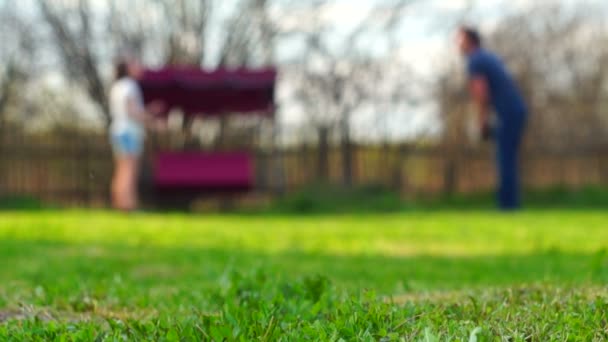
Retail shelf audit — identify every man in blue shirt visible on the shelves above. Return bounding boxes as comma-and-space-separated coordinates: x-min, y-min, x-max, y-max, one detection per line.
457, 26, 528, 210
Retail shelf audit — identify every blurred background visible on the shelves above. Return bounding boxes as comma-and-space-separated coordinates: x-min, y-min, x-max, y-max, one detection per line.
1, 0, 607, 211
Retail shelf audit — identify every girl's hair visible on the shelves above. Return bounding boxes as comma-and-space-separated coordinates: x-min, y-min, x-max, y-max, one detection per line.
114, 60, 129, 81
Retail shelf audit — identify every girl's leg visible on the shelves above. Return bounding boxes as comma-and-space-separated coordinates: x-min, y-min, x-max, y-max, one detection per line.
111, 132, 143, 212
124, 155, 141, 211
112, 157, 129, 210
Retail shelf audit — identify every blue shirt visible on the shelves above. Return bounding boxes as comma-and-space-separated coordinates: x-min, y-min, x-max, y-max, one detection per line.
467, 49, 528, 121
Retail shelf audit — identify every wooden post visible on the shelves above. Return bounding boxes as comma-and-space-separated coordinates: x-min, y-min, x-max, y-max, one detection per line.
444, 145, 458, 197
317, 126, 329, 182
271, 109, 285, 195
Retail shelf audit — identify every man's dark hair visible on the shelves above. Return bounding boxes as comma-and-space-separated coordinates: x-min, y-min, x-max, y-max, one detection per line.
461, 26, 482, 47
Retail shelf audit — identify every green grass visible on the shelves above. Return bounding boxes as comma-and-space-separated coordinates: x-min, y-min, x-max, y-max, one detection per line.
1, 211, 608, 340
264, 185, 608, 214
269, 184, 404, 214
421, 186, 608, 211
0, 196, 45, 210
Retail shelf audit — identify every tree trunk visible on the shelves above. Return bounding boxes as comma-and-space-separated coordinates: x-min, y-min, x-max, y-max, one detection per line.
340, 118, 353, 187
215, 116, 228, 150
182, 116, 197, 150
271, 121, 285, 195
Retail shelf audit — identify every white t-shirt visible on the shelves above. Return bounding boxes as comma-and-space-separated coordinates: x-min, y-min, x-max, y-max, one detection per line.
109, 78, 145, 138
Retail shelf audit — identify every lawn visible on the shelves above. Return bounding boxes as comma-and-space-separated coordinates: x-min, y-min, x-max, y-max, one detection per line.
0, 210, 607, 340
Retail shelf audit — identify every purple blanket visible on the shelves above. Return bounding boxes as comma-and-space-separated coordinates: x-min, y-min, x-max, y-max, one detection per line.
154, 152, 254, 191
139, 67, 276, 117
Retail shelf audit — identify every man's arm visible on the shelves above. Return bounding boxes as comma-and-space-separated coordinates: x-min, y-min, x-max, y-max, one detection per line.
469, 76, 491, 138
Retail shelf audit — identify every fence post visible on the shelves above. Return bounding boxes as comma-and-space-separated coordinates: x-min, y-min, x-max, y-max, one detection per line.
443, 147, 458, 197
84, 138, 92, 207
317, 126, 329, 182
395, 144, 407, 196
0, 126, 4, 199
271, 118, 286, 195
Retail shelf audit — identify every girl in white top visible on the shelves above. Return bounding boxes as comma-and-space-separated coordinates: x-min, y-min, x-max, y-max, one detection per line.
109, 57, 163, 211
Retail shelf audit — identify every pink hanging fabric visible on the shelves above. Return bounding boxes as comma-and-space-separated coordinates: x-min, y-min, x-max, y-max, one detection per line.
139, 67, 276, 117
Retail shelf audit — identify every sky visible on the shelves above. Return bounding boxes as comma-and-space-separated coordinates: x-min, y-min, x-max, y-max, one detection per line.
269, 0, 607, 141
3, 0, 607, 140
269, 0, 536, 139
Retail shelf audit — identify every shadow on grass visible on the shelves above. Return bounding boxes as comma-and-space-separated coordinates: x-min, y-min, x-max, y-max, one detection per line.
244, 185, 608, 216
1, 185, 607, 214
0, 196, 48, 211
420, 186, 608, 211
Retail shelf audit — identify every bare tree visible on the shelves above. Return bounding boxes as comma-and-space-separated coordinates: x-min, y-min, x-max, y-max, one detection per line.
37, 0, 110, 125
436, 2, 608, 150
0, 2, 36, 128
107, 0, 212, 66
286, 0, 419, 185
35, 0, 276, 139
